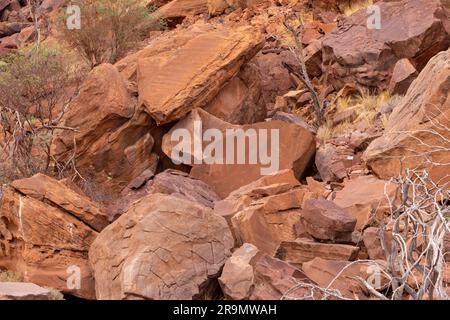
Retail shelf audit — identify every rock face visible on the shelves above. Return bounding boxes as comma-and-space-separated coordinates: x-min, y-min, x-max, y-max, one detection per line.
276, 239, 359, 268
302, 257, 387, 299
333, 175, 397, 231
388, 58, 418, 95
218, 243, 318, 300
214, 169, 302, 220
0, 174, 102, 299
322, 0, 450, 90
108, 169, 220, 220
364, 48, 450, 185
253, 50, 299, 109
137, 23, 264, 125
300, 199, 357, 243
10, 174, 109, 231
363, 227, 392, 260
147, 169, 220, 208
51, 64, 158, 194
162, 108, 316, 197
218, 243, 260, 300
89, 193, 233, 300
231, 188, 305, 255
203, 63, 266, 125
157, 0, 208, 19
214, 170, 324, 254
315, 143, 357, 183
0, 282, 52, 300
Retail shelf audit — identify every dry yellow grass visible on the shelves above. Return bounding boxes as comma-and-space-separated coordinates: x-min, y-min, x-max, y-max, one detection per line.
343, 0, 374, 16
353, 89, 391, 124
317, 121, 333, 144
381, 113, 390, 129
0, 270, 23, 282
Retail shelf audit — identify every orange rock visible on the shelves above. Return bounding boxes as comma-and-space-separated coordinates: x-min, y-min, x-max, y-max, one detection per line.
302, 258, 389, 299
300, 199, 356, 243
204, 63, 266, 125
364, 48, 450, 185
157, 0, 208, 19
162, 108, 316, 197
219, 243, 318, 300
322, 0, 450, 90
89, 193, 233, 300
231, 189, 305, 255
276, 239, 360, 268
388, 58, 418, 95
333, 175, 397, 231
11, 174, 108, 231
214, 169, 301, 227
0, 174, 102, 299
362, 227, 393, 260
51, 64, 159, 194
137, 23, 264, 125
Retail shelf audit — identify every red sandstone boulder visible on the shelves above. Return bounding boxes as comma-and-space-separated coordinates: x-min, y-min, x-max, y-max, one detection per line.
0, 174, 103, 299
89, 193, 233, 300
364, 48, 450, 185
322, 0, 450, 90
300, 199, 357, 243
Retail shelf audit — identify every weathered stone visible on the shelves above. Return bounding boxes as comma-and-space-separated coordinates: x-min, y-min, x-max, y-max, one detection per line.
214, 169, 301, 229
333, 175, 398, 231
252, 50, 299, 108
162, 108, 316, 198
388, 58, 418, 95
137, 23, 264, 124
0, 282, 51, 300
276, 239, 360, 268
147, 169, 220, 208
204, 63, 266, 125
89, 193, 233, 300
11, 174, 108, 231
218, 243, 260, 300
364, 48, 450, 185
157, 0, 208, 19
231, 189, 306, 255
302, 258, 389, 299
219, 243, 318, 300
51, 64, 158, 194
300, 199, 356, 242
0, 176, 98, 299
362, 227, 393, 260
322, 0, 450, 90
304, 39, 323, 78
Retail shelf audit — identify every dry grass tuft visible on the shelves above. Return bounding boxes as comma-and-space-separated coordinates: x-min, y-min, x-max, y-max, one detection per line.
316, 121, 333, 144
343, 0, 374, 17
0, 270, 24, 282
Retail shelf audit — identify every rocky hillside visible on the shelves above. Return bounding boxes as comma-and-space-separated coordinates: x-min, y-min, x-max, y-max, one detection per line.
0, 0, 449, 300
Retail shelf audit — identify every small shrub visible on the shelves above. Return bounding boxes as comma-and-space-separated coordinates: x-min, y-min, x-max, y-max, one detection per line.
57, 0, 159, 68
0, 45, 84, 181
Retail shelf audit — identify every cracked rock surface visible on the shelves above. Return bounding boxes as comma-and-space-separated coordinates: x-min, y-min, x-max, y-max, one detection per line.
89, 193, 234, 300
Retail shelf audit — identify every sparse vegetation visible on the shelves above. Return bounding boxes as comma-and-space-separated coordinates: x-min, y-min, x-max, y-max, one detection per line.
283, 13, 325, 127
0, 45, 85, 182
316, 121, 333, 144
0, 270, 23, 282
57, 0, 160, 68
